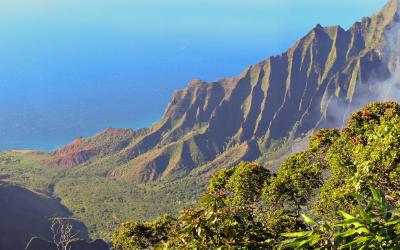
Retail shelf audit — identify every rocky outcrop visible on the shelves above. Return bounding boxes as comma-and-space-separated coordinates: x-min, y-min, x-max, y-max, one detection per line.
51, 128, 142, 167
53, 0, 400, 182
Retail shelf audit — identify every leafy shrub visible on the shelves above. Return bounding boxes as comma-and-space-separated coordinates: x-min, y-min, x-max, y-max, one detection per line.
111, 214, 175, 249
279, 186, 400, 249
167, 162, 272, 249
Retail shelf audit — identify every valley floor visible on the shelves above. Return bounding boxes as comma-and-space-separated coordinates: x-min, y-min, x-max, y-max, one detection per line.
0, 151, 205, 241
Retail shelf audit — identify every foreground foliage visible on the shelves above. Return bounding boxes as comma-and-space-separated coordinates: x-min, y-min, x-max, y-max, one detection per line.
113, 162, 273, 249
112, 215, 175, 249
279, 186, 400, 249
112, 101, 400, 249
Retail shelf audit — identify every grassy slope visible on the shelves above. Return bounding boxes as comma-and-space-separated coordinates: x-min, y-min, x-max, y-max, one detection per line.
0, 151, 206, 241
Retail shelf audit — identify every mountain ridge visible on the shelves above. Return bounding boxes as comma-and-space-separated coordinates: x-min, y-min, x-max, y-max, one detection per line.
48, 0, 399, 183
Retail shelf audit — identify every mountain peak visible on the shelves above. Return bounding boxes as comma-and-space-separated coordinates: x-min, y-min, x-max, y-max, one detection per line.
381, 0, 399, 18
314, 23, 323, 30
374, 0, 399, 27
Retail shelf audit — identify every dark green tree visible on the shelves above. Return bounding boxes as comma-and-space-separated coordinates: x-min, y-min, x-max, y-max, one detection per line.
111, 214, 175, 250
168, 162, 272, 249
262, 152, 323, 236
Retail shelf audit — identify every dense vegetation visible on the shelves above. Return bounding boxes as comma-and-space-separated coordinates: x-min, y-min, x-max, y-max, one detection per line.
112, 101, 400, 249
0, 151, 205, 240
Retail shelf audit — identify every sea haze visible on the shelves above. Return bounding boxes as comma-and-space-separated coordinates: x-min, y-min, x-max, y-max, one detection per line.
0, 0, 385, 150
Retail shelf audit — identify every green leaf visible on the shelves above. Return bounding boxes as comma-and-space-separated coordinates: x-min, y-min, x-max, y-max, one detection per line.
338, 211, 355, 220
357, 227, 371, 234
281, 231, 312, 237
278, 238, 300, 249
302, 214, 316, 225
322, 223, 331, 231
295, 239, 311, 249
336, 218, 363, 227
385, 218, 400, 226
334, 228, 357, 238
375, 235, 385, 242
339, 236, 372, 249
357, 207, 371, 221
309, 234, 322, 246
370, 185, 383, 204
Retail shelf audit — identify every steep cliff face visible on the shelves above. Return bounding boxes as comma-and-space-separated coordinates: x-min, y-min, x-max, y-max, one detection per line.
53, 0, 400, 182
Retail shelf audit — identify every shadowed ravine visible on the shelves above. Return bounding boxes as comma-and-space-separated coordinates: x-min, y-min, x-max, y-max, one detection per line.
0, 182, 88, 250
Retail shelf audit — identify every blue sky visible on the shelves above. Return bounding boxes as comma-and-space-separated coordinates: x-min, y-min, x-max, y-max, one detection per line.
0, 0, 387, 150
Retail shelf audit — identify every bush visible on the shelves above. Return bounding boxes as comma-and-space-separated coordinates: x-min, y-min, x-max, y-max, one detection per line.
111, 214, 175, 249
279, 186, 400, 249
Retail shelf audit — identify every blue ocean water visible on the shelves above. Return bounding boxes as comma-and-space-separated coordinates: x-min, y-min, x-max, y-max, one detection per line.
0, 0, 386, 150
